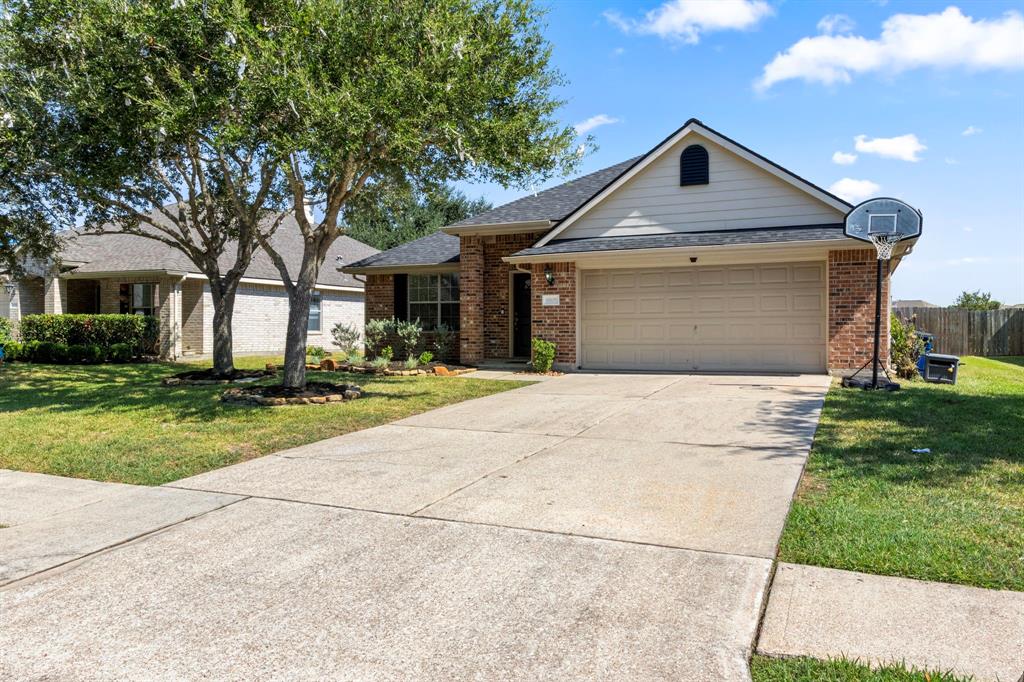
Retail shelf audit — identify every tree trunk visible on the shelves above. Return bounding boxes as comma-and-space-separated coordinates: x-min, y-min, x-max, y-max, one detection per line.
281, 251, 320, 389
209, 283, 238, 377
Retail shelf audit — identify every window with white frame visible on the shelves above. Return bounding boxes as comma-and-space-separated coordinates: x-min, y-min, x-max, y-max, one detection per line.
308, 293, 322, 332
408, 273, 459, 330
119, 283, 156, 316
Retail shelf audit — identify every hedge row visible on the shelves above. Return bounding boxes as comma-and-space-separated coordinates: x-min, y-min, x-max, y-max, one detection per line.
19, 314, 158, 351
1, 340, 135, 364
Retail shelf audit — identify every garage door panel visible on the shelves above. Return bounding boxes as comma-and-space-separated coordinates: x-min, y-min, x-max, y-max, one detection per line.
581, 262, 826, 373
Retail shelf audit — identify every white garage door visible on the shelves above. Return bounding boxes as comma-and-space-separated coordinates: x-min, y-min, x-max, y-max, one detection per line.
580, 262, 826, 372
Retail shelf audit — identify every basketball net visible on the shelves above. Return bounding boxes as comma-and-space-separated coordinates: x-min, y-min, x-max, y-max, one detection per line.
869, 234, 899, 260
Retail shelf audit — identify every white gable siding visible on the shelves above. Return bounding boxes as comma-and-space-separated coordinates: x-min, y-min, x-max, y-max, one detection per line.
558, 135, 845, 241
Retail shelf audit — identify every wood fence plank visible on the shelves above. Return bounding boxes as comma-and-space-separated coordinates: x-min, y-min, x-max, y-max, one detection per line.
895, 307, 1024, 357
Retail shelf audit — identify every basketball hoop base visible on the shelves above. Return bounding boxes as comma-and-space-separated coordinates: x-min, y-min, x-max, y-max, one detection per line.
842, 376, 901, 391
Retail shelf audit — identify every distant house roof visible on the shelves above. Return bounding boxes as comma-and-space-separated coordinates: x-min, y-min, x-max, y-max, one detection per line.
506, 225, 847, 260
892, 299, 938, 308
446, 157, 640, 229
60, 213, 378, 289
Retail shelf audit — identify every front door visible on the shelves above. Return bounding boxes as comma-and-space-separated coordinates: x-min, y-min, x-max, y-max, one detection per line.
512, 273, 532, 358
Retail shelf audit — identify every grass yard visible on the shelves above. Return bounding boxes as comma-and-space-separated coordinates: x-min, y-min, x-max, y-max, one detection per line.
0, 355, 529, 486
750, 655, 972, 682
778, 356, 1023, 591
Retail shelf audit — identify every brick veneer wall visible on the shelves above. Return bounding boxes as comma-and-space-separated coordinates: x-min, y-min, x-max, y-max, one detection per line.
828, 249, 890, 372
531, 261, 577, 367
459, 232, 545, 364
364, 272, 460, 362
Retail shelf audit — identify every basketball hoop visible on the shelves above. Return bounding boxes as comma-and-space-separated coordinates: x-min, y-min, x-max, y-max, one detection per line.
842, 198, 923, 391
869, 233, 899, 260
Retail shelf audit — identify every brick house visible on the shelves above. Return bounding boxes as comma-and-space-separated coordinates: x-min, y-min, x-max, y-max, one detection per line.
343, 119, 916, 375
1, 215, 378, 359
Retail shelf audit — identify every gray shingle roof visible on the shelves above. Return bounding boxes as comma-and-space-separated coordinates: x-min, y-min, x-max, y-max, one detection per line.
60, 213, 378, 289
448, 157, 641, 227
344, 230, 460, 270
508, 225, 848, 258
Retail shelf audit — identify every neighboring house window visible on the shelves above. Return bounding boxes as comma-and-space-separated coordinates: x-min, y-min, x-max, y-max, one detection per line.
119, 283, 155, 316
308, 293, 322, 332
408, 273, 459, 330
680, 144, 709, 186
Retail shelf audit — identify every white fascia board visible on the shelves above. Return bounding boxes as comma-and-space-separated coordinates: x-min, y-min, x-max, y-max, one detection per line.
180, 272, 364, 293
441, 220, 552, 236
534, 122, 850, 248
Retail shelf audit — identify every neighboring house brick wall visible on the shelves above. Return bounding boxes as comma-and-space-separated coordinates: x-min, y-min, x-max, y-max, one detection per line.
828, 249, 890, 373
181, 279, 204, 354
530, 261, 577, 367
98, 275, 179, 357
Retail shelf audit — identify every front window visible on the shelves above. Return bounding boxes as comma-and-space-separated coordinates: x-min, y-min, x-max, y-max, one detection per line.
308, 293, 322, 332
408, 273, 459, 330
119, 283, 155, 316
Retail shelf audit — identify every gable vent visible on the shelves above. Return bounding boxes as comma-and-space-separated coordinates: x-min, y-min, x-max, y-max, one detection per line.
679, 144, 709, 186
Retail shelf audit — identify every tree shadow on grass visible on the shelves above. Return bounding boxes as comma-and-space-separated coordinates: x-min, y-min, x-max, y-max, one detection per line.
0, 364, 440, 422
988, 355, 1024, 369
809, 381, 1023, 488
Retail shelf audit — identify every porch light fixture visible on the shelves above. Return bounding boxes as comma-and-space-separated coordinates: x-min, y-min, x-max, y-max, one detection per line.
544, 266, 555, 285
3, 281, 15, 298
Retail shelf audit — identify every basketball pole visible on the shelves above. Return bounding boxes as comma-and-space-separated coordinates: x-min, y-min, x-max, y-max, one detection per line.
871, 257, 883, 389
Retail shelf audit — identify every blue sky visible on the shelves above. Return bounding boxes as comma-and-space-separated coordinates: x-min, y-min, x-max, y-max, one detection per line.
456, 0, 1024, 305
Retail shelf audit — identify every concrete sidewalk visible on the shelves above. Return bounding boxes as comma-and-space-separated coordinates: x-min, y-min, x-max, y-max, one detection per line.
758, 563, 1024, 682
0, 470, 240, 585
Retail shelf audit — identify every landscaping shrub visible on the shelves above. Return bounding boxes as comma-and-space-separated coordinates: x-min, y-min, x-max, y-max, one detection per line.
108, 343, 133, 363
379, 345, 394, 363
33, 341, 69, 364
890, 313, 923, 379
0, 317, 14, 343
306, 345, 329, 362
364, 318, 395, 358
1, 340, 23, 360
404, 356, 419, 369
395, 319, 423, 359
330, 321, 361, 353
531, 338, 556, 373
346, 350, 362, 365
67, 344, 105, 364
19, 314, 157, 352
432, 323, 456, 362
418, 351, 433, 365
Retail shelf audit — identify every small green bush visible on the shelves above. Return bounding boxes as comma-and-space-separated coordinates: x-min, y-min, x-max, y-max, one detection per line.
0, 317, 14, 343
306, 345, 329, 362
432, 323, 456, 362
531, 338, 556, 373
67, 344, 105, 364
890, 313, 923, 379
404, 356, 419, 369
330, 321, 361, 353
395, 319, 423, 359
379, 345, 394, 363
370, 356, 390, 370
418, 351, 434, 365
33, 341, 69, 364
108, 342, 133, 363
346, 350, 363, 365
21, 340, 40, 361
1, 340, 23, 360
364, 318, 395, 358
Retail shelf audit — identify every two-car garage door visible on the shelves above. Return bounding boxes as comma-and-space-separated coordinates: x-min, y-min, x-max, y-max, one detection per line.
580, 262, 826, 373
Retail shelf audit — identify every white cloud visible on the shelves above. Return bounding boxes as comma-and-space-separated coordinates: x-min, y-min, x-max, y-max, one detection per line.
945, 157, 959, 165
574, 114, 621, 136
854, 133, 926, 162
817, 14, 856, 35
962, 125, 982, 136
832, 151, 858, 165
829, 178, 881, 203
756, 7, 1024, 91
604, 0, 773, 44
611, 47, 626, 57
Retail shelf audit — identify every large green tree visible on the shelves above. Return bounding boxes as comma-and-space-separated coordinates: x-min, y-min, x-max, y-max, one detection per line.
344, 185, 491, 252
952, 290, 1002, 311
5, 0, 581, 388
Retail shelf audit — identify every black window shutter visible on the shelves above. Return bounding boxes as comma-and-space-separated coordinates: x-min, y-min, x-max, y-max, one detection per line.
393, 274, 408, 321
680, 145, 709, 186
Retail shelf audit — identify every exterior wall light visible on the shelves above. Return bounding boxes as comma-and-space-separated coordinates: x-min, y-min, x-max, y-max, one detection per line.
544, 266, 555, 285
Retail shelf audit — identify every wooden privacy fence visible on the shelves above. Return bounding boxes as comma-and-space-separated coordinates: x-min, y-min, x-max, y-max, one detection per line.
895, 307, 1024, 357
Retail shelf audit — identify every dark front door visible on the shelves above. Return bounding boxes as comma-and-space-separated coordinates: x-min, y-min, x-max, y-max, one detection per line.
512, 273, 532, 358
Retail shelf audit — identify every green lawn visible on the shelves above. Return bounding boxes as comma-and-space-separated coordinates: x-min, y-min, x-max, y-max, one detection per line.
750, 656, 973, 682
779, 356, 1023, 591
0, 356, 529, 485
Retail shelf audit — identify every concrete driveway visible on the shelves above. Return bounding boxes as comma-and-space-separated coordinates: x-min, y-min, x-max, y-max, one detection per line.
0, 372, 828, 680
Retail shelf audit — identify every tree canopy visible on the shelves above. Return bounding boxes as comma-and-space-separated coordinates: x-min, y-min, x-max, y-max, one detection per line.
344, 185, 491, 252
952, 290, 1002, 311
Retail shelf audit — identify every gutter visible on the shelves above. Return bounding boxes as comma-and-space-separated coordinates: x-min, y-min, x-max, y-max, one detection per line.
441, 219, 553, 236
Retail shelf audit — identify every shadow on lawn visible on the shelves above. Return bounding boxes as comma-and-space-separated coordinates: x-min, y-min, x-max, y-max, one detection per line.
810, 381, 1023, 487
989, 355, 1024, 369
0, 363, 434, 422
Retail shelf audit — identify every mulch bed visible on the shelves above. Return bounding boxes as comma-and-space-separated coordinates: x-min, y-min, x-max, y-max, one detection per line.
221, 381, 363, 406
162, 368, 276, 386
336, 361, 477, 377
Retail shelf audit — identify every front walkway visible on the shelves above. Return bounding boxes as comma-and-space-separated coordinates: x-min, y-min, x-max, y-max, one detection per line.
1, 372, 828, 680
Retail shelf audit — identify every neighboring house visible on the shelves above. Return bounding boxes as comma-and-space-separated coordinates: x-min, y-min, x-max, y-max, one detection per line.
344, 119, 918, 374
893, 299, 938, 309
1, 215, 378, 359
